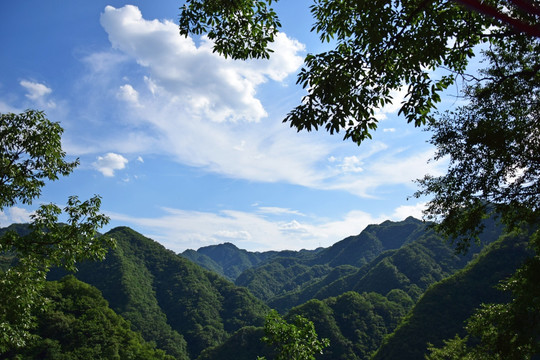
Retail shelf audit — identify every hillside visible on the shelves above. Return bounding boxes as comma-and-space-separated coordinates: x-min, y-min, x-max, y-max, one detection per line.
185, 217, 497, 313
191, 229, 531, 360
372, 230, 533, 359
49, 226, 269, 359
2, 275, 175, 359
2, 216, 524, 360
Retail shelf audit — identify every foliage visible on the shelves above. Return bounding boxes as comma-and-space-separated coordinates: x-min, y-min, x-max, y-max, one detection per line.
411, 18, 539, 359
426, 229, 540, 359
0, 110, 112, 352
0, 110, 78, 208
415, 32, 540, 251
258, 309, 329, 360
372, 231, 532, 360
51, 226, 269, 359
177, 0, 536, 144
179, 0, 280, 60
3, 275, 174, 360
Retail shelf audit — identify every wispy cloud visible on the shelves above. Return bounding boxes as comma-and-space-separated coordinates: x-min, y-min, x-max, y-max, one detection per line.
107, 202, 426, 253
66, 5, 445, 198
0, 207, 34, 227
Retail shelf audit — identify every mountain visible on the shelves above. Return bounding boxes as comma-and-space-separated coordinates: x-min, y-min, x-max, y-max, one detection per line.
189, 228, 531, 360
372, 230, 533, 360
49, 226, 269, 359
229, 217, 426, 303
180, 242, 323, 281
2, 275, 174, 360
181, 242, 278, 281
237, 217, 494, 312
2, 216, 523, 360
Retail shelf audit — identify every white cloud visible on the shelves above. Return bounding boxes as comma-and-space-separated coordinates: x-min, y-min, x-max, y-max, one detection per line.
20, 80, 56, 108
93, 152, 129, 177
0, 207, 34, 226
100, 5, 304, 124
323, 148, 445, 197
107, 204, 425, 252
20, 80, 51, 100
80, 5, 445, 198
339, 156, 364, 173
373, 87, 408, 121
391, 202, 427, 221
117, 84, 141, 106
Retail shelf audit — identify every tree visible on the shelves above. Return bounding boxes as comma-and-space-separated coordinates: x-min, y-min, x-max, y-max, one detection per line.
0, 110, 113, 352
180, 0, 538, 144
179, 1, 539, 357
258, 310, 329, 360
414, 31, 540, 250
411, 9, 540, 359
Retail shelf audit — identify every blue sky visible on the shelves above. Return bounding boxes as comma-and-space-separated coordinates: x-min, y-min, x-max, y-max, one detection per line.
0, 1, 452, 252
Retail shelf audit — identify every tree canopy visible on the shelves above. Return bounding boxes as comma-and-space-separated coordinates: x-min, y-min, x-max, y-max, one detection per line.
179, 1, 539, 357
258, 309, 329, 360
0, 110, 112, 351
180, 0, 539, 144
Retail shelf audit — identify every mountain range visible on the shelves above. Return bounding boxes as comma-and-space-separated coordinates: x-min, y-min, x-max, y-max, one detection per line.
1, 216, 532, 359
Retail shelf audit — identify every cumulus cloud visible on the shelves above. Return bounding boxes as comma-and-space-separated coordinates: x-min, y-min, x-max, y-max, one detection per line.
391, 202, 427, 220
100, 5, 304, 123
0, 207, 34, 226
84, 5, 445, 198
117, 84, 141, 106
93, 152, 129, 177
20, 80, 56, 108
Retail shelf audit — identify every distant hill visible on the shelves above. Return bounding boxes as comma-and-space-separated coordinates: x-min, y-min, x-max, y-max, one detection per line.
372, 230, 532, 360
185, 217, 497, 313
2, 216, 520, 360
180, 242, 323, 281
49, 226, 269, 359
191, 228, 530, 360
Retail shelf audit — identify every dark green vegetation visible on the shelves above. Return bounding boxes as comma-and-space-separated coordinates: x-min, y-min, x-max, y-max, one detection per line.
2, 275, 174, 360
180, 1, 539, 357
184, 217, 498, 313
0, 110, 112, 351
1, 216, 535, 359
373, 229, 534, 360
49, 226, 269, 359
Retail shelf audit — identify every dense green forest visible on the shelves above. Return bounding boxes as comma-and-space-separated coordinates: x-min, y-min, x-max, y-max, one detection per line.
1, 215, 534, 359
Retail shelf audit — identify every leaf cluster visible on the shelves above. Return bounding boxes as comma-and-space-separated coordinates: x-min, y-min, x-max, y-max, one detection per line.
179, 0, 281, 59
0, 110, 78, 209
415, 31, 540, 251
259, 309, 330, 360
0, 110, 112, 352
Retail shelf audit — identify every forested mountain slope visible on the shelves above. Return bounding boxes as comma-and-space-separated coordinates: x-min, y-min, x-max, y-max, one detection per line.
194, 229, 530, 360
372, 230, 533, 360
189, 217, 497, 313
2, 276, 175, 360
50, 226, 269, 359
181, 242, 322, 281
233, 217, 429, 302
